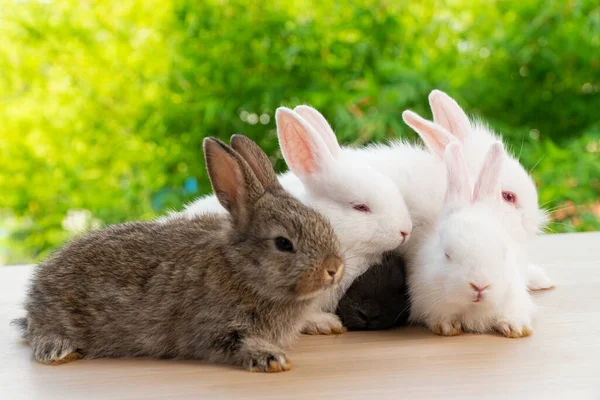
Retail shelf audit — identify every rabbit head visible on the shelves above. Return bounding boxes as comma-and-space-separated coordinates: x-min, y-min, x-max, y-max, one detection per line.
403, 90, 546, 243
204, 135, 344, 301
275, 107, 412, 265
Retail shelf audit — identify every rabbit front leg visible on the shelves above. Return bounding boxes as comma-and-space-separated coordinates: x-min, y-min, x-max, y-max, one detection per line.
494, 286, 535, 339
300, 289, 347, 335
301, 308, 346, 335
235, 337, 292, 373
30, 334, 83, 365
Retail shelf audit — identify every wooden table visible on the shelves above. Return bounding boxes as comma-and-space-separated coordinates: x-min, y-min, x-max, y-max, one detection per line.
1, 233, 599, 399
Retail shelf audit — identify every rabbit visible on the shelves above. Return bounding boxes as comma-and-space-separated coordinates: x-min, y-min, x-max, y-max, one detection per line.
275, 108, 413, 331
173, 107, 414, 335
336, 252, 410, 330
403, 90, 553, 291
12, 135, 344, 372
408, 141, 535, 338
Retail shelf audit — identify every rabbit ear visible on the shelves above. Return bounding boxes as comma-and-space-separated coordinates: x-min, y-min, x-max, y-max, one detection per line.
428, 90, 471, 142
276, 107, 336, 179
402, 110, 457, 159
293, 105, 342, 158
203, 137, 263, 227
230, 134, 282, 192
443, 142, 472, 212
473, 142, 505, 202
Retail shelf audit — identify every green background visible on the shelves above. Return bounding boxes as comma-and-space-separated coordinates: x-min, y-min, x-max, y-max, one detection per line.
1, 0, 599, 265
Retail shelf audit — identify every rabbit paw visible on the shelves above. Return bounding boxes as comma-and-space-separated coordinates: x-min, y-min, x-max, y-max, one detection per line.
526, 263, 555, 291
249, 353, 292, 373
32, 336, 82, 365
301, 311, 347, 335
49, 352, 83, 366
495, 319, 533, 338
430, 320, 463, 336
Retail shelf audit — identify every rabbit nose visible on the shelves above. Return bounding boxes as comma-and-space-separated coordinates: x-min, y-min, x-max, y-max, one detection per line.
323, 254, 344, 283
400, 231, 410, 243
470, 283, 490, 302
470, 283, 490, 292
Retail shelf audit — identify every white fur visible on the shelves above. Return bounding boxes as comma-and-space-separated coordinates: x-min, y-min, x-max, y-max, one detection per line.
344, 141, 446, 263
409, 142, 535, 337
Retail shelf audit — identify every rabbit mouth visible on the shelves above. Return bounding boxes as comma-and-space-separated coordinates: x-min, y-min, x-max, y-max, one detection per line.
327, 278, 340, 289
323, 255, 344, 286
471, 293, 487, 303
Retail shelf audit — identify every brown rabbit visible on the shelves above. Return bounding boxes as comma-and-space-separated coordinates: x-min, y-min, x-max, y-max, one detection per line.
13, 135, 343, 372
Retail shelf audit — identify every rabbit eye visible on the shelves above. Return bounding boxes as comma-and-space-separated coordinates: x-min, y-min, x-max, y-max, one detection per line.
502, 191, 517, 205
275, 236, 295, 253
352, 204, 370, 213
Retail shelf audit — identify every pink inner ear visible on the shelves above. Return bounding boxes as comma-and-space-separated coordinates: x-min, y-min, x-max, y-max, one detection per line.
294, 106, 341, 159
472, 143, 504, 201
221, 156, 242, 201
430, 90, 470, 142
443, 142, 472, 210
403, 111, 452, 159
282, 121, 318, 175
472, 182, 482, 202
446, 167, 470, 204
431, 101, 452, 133
473, 170, 501, 201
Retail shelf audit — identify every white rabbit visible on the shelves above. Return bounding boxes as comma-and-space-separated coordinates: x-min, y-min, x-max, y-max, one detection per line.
275, 109, 413, 327
170, 107, 413, 334
409, 141, 535, 338
402, 90, 553, 290
296, 106, 453, 295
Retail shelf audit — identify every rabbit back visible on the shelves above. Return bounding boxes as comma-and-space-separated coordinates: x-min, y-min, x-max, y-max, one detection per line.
23, 218, 236, 359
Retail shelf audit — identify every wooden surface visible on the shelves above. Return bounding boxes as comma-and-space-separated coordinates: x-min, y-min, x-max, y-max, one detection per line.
1, 232, 599, 400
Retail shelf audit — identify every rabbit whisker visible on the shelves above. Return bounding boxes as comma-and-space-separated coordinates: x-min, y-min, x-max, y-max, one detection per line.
528, 153, 546, 174
517, 133, 525, 162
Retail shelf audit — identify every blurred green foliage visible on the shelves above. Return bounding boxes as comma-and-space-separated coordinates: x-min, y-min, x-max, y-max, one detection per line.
1, 0, 598, 265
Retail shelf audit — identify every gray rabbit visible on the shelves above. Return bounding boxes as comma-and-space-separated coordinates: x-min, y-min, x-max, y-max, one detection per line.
13, 135, 343, 372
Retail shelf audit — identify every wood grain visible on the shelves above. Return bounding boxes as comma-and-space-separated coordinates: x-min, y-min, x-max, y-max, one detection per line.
1, 232, 599, 399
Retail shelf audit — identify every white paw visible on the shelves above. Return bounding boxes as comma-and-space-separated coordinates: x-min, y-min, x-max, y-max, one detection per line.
301, 311, 346, 335
495, 317, 533, 339
430, 319, 463, 336
527, 263, 555, 291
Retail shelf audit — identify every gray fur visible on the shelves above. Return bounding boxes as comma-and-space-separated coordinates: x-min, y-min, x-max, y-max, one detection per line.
14, 136, 341, 372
